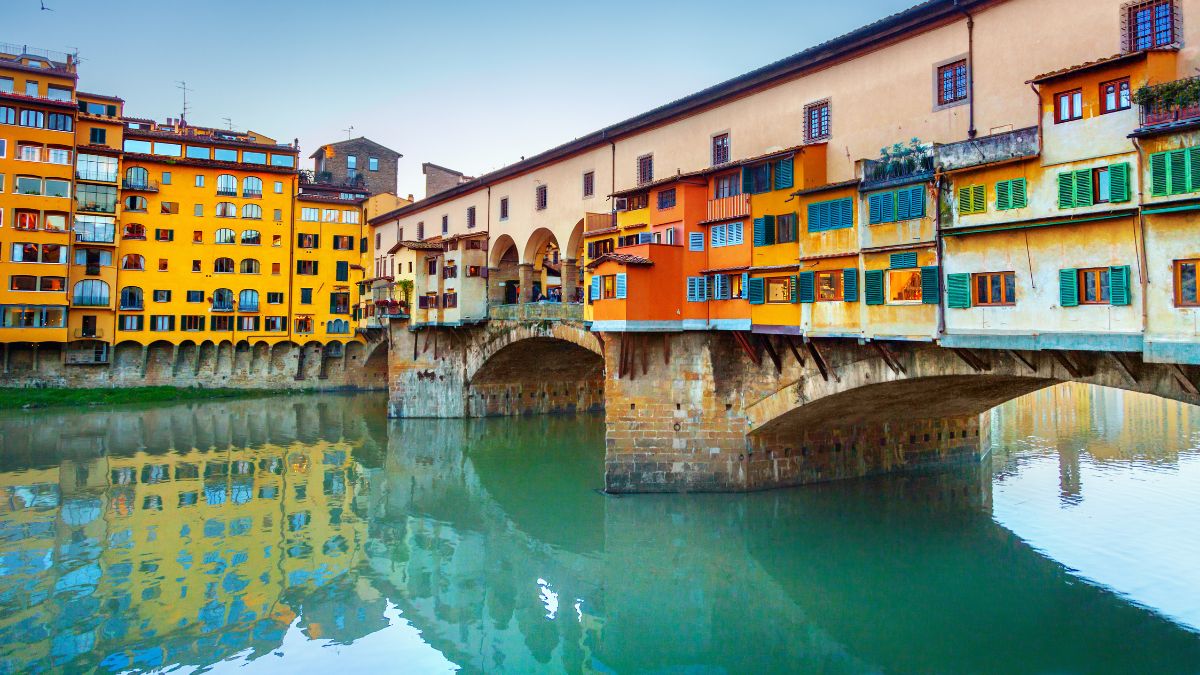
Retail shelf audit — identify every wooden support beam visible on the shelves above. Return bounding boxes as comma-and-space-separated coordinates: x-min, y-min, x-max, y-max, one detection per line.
1168, 363, 1200, 395
952, 348, 988, 373
872, 341, 906, 375
1108, 352, 1138, 386
662, 333, 671, 365
784, 335, 805, 367
759, 335, 783, 373
1008, 349, 1037, 374
1049, 350, 1082, 379
806, 339, 835, 382
617, 335, 627, 379
732, 331, 761, 366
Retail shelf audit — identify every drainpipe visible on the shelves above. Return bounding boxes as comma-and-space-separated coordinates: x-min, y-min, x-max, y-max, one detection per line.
934, 170, 947, 337
1132, 137, 1150, 334
955, 0, 977, 139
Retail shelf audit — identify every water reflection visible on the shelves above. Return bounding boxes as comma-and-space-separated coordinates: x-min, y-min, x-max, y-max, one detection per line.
0, 387, 1194, 673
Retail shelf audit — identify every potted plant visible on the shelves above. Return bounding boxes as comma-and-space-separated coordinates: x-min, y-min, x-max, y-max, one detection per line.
396, 279, 413, 311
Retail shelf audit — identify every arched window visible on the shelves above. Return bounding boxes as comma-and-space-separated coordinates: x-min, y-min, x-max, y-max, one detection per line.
217, 174, 237, 196
215, 228, 236, 244
119, 286, 143, 310
120, 254, 144, 271
124, 195, 147, 212
241, 204, 262, 220
214, 257, 234, 273
238, 289, 259, 311
240, 230, 261, 245
72, 279, 110, 306
124, 166, 148, 189
212, 288, 233, 310
239, 258, 260, 274
215, 202, 236, 218
242, 176, 262, 197
122, 223, 145, 240
328, 319, 348, 334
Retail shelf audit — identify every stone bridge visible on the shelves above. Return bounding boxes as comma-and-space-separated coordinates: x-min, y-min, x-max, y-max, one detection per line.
387, 309, 1200, 492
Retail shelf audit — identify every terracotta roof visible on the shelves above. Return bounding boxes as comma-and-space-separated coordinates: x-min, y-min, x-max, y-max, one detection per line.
297, 192, 367, 205
584, 226, 620, 237
387, 240, 445, 254
700, 265, 749, 274
1131, 116, 1200, 138
1028, 49, 1163, 85
750, 264, 800, 272
442, 231, 488, 243
611, 170, 709, 198
124, 126, 296, 152
609, 144, 811, 198
585, 253, 654, 269
800, 250, 859, 262
0, 90, 77, 110
78, 91, 124, 103
791, 179, 861, 197
122, 152, 297, 175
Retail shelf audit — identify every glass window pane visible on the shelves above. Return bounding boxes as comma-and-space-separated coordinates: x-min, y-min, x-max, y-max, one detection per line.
123, 139, 152, 154
153, 142, 181, 157
1181, 263, 1198, 303
1100, 270, 1110, 302
214, 148, 237, 162
186, 146, 211, 159
242, 151, 266, 165
1004, 274, 1016, 304
270, 154, 295, 167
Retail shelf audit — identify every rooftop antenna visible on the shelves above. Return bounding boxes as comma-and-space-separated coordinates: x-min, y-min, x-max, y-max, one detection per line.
175, 80, 192, 123
342, 125, 354, 140
222, 116, 235, 131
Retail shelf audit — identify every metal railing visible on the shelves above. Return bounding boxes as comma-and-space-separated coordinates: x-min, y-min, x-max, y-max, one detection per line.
121, 179, 159, 192
861, 145, 936, 188
1138, 76, 1200, 127
74, 222, 116, 244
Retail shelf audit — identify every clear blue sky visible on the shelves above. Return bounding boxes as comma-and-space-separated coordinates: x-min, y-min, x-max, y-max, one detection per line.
9, 0, 917, 198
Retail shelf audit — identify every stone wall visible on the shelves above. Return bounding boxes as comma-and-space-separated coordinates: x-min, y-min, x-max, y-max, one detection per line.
0, 340, 389, 390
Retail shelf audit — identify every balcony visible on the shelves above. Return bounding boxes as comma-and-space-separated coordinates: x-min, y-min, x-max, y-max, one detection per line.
121, 180, 159, 192
707, 194, 750, 221
72, 328, 103, 339
84, 264, 101, 276
585, 212, 615, 232
64, 341, 108, 365
76, 200, 116, 214
861, 142, 936, 190
211, 303, 234, 313
216, 188, 238, 197
935, 127, 1039, 173
74, 223, 116, 245
1136, 76, 1200, 129
243, 190, 262, 199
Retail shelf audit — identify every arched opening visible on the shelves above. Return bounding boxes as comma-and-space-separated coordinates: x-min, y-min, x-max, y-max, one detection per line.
522, 227, 561, 303
467, 335, 605, 416
489, 234, 520, 305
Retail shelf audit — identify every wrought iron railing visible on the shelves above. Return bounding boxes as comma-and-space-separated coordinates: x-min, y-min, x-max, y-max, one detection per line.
1137, 76, 1200, 127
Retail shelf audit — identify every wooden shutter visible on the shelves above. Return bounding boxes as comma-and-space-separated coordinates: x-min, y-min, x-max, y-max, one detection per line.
865, 270, 885, 305
774, 157, 794, 190
748, 277, 765, 305
843, 268, 858, 302
590, 276, 601, 301
1073, 169, 1094, 207
686, 277, 697, 302
896, 189, 911, 221
789, 275, 800, 303
729, 221, 744, 245
1169, 149, 1188, 195
1109, 265, 1131, 306
909, 185, 927, 218
1108, 163, 1130, 203
807, 203, 822, 232
1189, 148, 1200, 193
753, 218, 766, 246
615, 273, 627, 299
697, 276, 708, 300
869, 193, 891, 224
890, 251, 918, 269
836, 199, 854, 229
958, 186, 972, 215
920, 266, 940, 304
1057, 172, 1075, 209
971, 185, 985, 214
946, 273, 971, 308
763, 215, 776, 245
996, 180, 1012, 211
741, 272, 749, 298
797, 272, 814, 303
689, 232, 704, 251
714, 275, 727, 300
1150, 151, 1169, 197
1059, 268, 1078, 307
1011, 178, 1027, 208
336, 261, 348, 281
742, 167, 754, 194
710, 224, 724, 248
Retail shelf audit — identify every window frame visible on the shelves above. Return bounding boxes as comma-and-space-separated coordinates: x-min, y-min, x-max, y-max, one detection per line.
934, 58, 970, 109
1055, 88, 1083, 124
815, 271, 843, 302
886, 268, 924, 305
1174, 258, 1200, 307
803, 99, 831, 143
971, 271, 1016, 306
636, 154, 654, 185
1099, 77, 1132, 114
766, 276, 792, 304
1125, 0, 1177, 52
711, 132, 731, 166
1078, 267, 1112, 305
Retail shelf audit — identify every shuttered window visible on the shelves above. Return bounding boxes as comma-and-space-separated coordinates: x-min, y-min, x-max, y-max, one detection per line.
1148, 148, 1200, 197
727, 221, 744, 246
615, 273, 627, 299
773, 156, 794, 190
687, 276, 709, 302
747, 277, 765, 305
864, 270, 885, 305
869, 186, 925, 224
843, 268, 858, 302
1059, 266, 1131, 306
946, 273, 972, 308
890, 251, 918, 269
711, 224, 727, 248
958, 184, 986, 215
752, 216, 776, 246
689, 232, 705, 251
995, 178, 1028, 210
797, 271, 816, 303
1059, 164, 1131, 207
806, 198, 854, 232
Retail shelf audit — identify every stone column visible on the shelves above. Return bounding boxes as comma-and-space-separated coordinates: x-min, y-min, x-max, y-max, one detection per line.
562, 258, 579, 303
487, 268, 504, 305
518, 263, 534, 303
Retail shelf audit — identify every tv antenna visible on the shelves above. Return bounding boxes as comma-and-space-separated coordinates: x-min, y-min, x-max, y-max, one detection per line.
342, 125, 354, 140
175, 80, 192, 122
223, 116, 235, 131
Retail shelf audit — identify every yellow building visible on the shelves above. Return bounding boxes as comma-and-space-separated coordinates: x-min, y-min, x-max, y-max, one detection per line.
293, 176, 368, 343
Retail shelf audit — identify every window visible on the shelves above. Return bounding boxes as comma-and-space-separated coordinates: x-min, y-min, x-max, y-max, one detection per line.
301, 207, 319, 222
41, 178, 68, 198
499, 197, 509, 220
187, 290, 204, 303
804, 100, 830, 142
121, 254, 145, 271
267, 292, 284, 304
766, 277, 792, 304
274, 181, 283, 194
72, 280, 110, 307
347, 155, 357, 170
238, 289, 259, 311
9, 276, 35, 291
995, 179, 1028, 210
271, 262, 281, 275
119, 315, 143, 331
297, 260, 318, 275
535, 185, 548, 210
323, 209, 338, 223
657, 188, 677, 210
191, 260, 201, 272
1055, 89, 1083, 123
441, 214, 449, 234
583, 171, 595, 198
181, 316, 204, 331
806, 198, 854, 232
775, 213, 797, 243
265, 316, 285, 332
216, 202, 236, 218
972, 272, 1016, 306
124, 195, 147, 212
155, 228, 173, 242
89, 128, 106, 145
957, 184, 987, 215
24, 81, 38, 97
2, 306, 66, 329
241, 230, 261, 245
295, 316, 314, 333
119, 286, 143, 310
417, 222, 425, 240
816, 271, 843, 301
158, 201, 177, 215
46, 113, 72, 132
300, 288, 313, 304
712, 133, 730, 165
214, 148, 237, 162
40, 277, 65, 292
242, 176, 262, 197
0, 106, 12, 124
1060, 164, 1130, 206
215, 228, 236, 244
1078, 268, 1111, 304
47, 147, 70, 165
1126, 0, 1176, 52
14, 211, 37, 230
709, 222, 744, 248
153, 143, 181, 158
240, 259, 260, 274
15, 176, 41, 195
637, 154, 654, 185
76, 184, 117, 213
238, 316, 258, 331
0, 78, 9, 93
158, 258, 169, 272
333, 235, 354, 250
870, 185, 928, 223
242, 204, 262, 219
367, 156, 379, 172
46, 85, 71, 101
214, 257, 234, 274
330, 292, 350, 314
153, 290, 170, 303
273, 209, 282, 222
212, 289, 234, 311
19, 110, 44, 128
1175, 259, 1200, 306
217, 174, 237, 196
1101, 78, 1131, 114
297, 233, 318, 249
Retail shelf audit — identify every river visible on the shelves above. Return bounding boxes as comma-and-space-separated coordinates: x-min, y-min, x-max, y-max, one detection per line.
0, 383, 1197, 674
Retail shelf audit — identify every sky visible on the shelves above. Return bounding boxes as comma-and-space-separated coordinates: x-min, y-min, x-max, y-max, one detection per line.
9, 0, 917, 199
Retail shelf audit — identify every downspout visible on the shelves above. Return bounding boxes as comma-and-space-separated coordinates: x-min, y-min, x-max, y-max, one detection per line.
1132, 137, 1150, 334
955, 0, 977, 139
934, 170, 947, 337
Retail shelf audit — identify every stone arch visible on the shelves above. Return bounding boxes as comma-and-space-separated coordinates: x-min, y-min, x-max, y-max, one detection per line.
521, 226, 560, 266
251, 340, 271, 376
566, 218, 585, 262
466, 321, 602, 383
464, 322, 605, 416
489, 233, 519, 269
270, 341, 297, 375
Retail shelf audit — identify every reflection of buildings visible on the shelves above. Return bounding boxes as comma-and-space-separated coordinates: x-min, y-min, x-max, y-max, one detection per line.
0, 395, 385, 673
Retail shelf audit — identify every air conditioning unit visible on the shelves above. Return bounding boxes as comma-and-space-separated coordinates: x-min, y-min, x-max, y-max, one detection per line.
614, 197, 628, 211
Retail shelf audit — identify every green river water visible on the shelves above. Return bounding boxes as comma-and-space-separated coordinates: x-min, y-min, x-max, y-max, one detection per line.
0, 383, 1197, 674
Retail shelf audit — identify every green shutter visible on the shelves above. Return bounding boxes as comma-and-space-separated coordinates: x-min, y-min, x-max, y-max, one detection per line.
972, 185, 985, 214
958, 186, 972, 216
837, 198, 854, 229
748, 277, 765, 305
946, 273, 971, 308
869, 193, 884, 224
865, 270, 885, 305
335, 260, 348, 281
1011, 178, 1027, 208
1189, 147, 1200, 193
742, 167, 753, 194
789, 275, 800, 303
890, 251, 918, 269
996, 180, 1011, 211
1059, 268, 1079, 307
843, 268, 858, 302
909, 185, 927, 218
762, 215, 776, 245
797, 272, 814, 303
752, 218, 766, 246
1108, 163, 1130, 203
1058, 172, 1075, 209
1150, 151, 1169, 197
1169, 149, 1189, 195
920, 266, 940, 304
896, 188, 912, 221
1109, 265, 1131, 306
1074, 169, 1094, 207
774, 157, 794, 190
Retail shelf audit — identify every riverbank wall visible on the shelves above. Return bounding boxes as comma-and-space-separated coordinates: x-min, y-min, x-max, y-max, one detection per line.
0, 340, 389, 390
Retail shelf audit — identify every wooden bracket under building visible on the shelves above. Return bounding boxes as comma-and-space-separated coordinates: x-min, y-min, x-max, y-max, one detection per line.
872, 341, 906, 375
952, 348, 990, 373
1108, 352, 1139, 386
758, 335, 783, 373
1168, 363, 1199, 395
805, 339, 835, 382
732, 331, 761, 367
1048, 350, 1082, 379
1008, 349, 1037, 374
784, 335, 805, 366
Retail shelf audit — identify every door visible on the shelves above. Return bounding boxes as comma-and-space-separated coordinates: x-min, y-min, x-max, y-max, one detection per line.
81, 315, 97, 338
